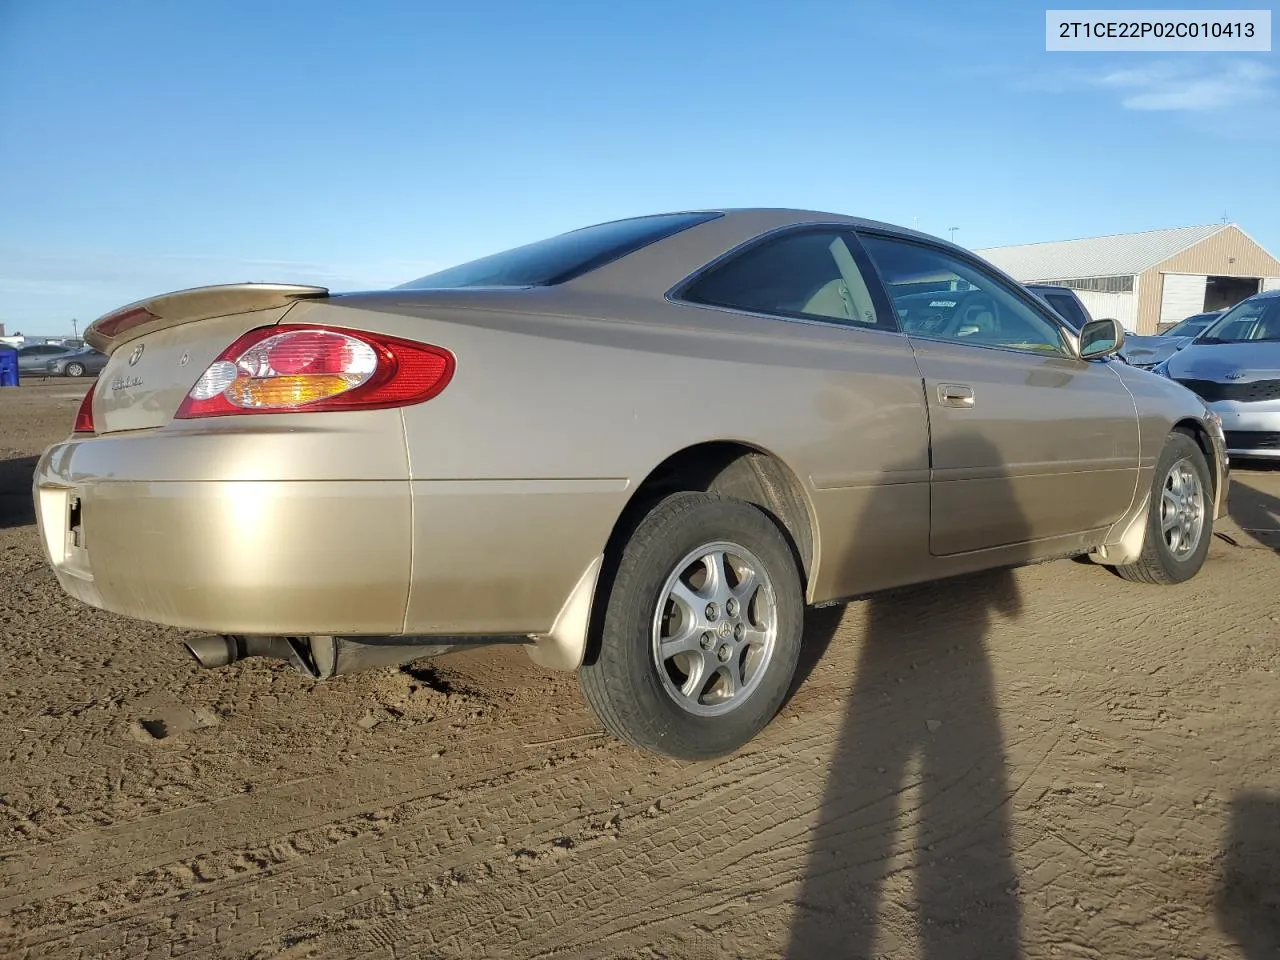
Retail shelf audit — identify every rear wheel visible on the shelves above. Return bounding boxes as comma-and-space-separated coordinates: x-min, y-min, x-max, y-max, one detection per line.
1116, 431, 1213, 584
65, 362, 85, 378
579, 492, 803, 760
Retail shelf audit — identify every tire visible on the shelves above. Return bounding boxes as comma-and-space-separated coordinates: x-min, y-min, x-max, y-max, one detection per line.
579, 491, 804, 760
1115, 431, 1214, 585
65, 362, 85, 378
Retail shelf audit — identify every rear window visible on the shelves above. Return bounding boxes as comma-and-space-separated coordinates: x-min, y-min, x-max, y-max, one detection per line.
397, 212, 722, 290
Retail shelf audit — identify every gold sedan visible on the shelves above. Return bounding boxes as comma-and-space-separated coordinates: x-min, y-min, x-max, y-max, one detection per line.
33, 209, 1229, 759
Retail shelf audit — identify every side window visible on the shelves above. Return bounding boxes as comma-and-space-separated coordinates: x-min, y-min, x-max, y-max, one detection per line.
859, 234, 1071, 356
680, 229, 894, 331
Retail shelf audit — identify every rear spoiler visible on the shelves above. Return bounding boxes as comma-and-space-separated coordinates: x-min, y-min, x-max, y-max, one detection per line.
85, 283, 329, 355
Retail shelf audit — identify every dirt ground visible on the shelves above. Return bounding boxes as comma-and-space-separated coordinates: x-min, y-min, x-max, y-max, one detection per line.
2, 379, 1279, 960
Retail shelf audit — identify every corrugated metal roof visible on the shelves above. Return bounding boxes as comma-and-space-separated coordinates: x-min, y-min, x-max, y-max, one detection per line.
974, 224, 1228, 281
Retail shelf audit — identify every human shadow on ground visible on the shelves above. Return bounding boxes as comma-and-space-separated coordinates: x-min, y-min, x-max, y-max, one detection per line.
1217, 791, 1280, 958
0, 455, 38, 529
787, 439, 1031, 959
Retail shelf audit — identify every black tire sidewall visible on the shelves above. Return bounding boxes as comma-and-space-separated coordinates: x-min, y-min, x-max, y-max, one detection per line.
1146, 433, 1214, 581
594, 493, 803, 758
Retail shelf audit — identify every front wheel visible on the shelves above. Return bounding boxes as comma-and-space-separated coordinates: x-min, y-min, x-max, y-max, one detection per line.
579, 492, 804, 760
1115, 431, 1214, 585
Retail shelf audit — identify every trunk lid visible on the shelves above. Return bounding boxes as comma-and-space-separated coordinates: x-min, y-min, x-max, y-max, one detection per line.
86, 283, 328, 434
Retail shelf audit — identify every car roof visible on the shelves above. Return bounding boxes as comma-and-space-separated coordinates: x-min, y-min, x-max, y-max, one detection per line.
345, 207, 1002, 313
560, 207, 997, 299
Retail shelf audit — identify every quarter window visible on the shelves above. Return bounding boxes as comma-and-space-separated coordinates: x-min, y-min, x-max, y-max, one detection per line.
859, 234, 1070, 356
680, 229, 892, 331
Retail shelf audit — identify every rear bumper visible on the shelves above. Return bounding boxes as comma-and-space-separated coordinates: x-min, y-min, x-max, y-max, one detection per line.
34, 458, 414, 635
33, 429, 627, 639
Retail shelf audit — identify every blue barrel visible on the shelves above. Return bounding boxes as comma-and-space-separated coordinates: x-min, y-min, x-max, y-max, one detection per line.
0, 348, 18, 387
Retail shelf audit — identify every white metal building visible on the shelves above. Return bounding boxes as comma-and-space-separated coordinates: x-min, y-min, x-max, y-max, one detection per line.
975, 224, 1280, 334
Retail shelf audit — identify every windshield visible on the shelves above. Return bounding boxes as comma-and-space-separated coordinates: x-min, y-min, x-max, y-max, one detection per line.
1198, 297, 1280, 343
1164, 313, 1217, 338
396, 212, 721, 290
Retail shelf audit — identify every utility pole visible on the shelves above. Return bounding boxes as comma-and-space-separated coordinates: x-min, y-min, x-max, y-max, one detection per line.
948, 226, 959, 243
71, 318, 78, 338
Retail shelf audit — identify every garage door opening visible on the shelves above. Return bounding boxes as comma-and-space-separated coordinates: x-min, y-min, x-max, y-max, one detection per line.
1205, 276, 1261, 312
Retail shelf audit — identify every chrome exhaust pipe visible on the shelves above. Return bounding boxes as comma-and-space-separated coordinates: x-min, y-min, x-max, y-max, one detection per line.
181, 635, 310, 671
181, 633, 523, 678
183, 635, 237, 668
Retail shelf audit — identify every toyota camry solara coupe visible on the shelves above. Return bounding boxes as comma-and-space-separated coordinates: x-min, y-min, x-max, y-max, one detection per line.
34, 209, 1229, 759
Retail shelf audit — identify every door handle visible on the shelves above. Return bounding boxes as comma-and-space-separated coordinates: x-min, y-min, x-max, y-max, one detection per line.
938, 383, 975, 408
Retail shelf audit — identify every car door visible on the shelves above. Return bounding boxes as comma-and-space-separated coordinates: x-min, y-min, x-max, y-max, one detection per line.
673, 224, 932, 600
857, 231, 1140, 556
17, 345, 55, 372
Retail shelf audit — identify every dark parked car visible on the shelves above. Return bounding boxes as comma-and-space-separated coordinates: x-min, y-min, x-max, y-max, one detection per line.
1022, 284, 1156, 365
1024, 284, 1096, 334
45, 347, 108, 378
16, 343, 79, 374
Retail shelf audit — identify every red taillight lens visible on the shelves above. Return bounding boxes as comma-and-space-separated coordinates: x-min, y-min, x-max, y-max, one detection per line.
73, 383, 96, 434
175, 325, 455, 419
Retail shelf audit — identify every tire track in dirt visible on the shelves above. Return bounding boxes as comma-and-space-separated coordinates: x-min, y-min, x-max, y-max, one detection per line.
12, 736, 802, 954
17, 735, 830, 958
14, 599, 1081, 960
1, 732, 615, 913
2, 568, 1228, 957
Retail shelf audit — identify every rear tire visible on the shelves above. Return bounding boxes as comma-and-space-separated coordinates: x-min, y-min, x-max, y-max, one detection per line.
1115, 432, 1213, 585
65, 362, 85, 378
579, 492, 804, 760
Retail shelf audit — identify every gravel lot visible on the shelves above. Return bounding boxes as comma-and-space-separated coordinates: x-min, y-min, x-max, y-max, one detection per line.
3, 379, 1279, 960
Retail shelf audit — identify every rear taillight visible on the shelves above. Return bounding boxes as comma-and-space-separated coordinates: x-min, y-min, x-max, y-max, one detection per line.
175, 325, 455, 419
73, 384, 96, 434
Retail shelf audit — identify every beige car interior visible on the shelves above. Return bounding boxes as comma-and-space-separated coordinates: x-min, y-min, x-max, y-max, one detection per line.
798, 238, 880, 325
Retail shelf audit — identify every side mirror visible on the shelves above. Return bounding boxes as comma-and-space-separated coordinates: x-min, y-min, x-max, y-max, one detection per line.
1079, 317, 1126, 360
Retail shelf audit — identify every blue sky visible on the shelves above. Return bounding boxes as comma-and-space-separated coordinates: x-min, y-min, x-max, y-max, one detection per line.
1, 0, 1277, 335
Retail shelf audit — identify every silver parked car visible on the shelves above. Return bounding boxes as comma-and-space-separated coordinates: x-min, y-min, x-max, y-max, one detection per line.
1124, 311, 1226, 370
16, 343, 79, 374
45, 347, 109, 378
1154, 290, 1280, 459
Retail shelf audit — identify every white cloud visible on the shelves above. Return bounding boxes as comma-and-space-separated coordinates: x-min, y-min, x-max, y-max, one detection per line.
1095, 60, 1276, 111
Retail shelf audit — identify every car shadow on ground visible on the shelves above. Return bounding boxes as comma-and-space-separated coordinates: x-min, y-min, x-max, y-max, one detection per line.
1224, 467, 1280, 552
1217, 791, 1280, 958
787, 439, 1027, 959
0, 455, 38, 529
781, 605, 845, 709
